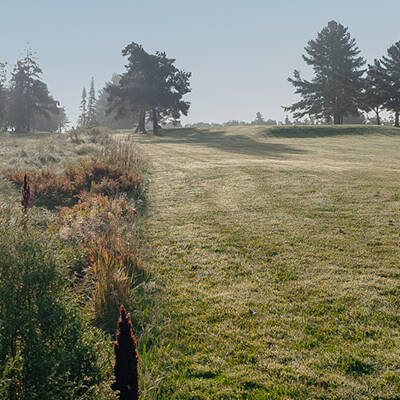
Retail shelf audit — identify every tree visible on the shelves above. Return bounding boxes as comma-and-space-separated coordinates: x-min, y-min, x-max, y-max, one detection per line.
78, 87, 88, 127
285, 21, 365, 124
252, 112, 265, 125
359, 64, 386, 125
32, 106, 69, 132
0, 62, 8, 131
96, 74, 138, 129
374, 42, 400, 127
107, 42, 191, 135
87, 77, 97, 126
8, 47, 60, 133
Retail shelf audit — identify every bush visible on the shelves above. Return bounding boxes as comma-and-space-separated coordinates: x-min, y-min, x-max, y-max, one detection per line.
0, 204, 115, 400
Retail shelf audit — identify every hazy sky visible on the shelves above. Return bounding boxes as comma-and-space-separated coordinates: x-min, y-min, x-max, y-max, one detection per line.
1, 0, 400, 125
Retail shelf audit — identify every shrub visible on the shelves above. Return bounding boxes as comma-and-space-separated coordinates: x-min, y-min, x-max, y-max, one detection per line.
0, 204, 114, 400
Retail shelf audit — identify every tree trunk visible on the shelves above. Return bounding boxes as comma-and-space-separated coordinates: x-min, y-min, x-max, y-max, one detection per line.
395, 111, 399, 128
333, 113, 342, 125
135, 110, 146, 133
375, 109, 381, 125
152, 109, 161, 136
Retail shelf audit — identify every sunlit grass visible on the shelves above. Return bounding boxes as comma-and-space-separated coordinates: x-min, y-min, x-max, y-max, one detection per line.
135, 125, 400, 399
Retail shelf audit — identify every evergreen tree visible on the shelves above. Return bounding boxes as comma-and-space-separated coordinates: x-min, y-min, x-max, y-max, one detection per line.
0, 62, 7, 131
8, 46, 60, 133
78, 87, 87, 126
359, 63, 386, 125
252, 112, 265, 125
96, 74, 138, 129
87, 77, 97, 126
374, 41, 400, 127
107, 42, 191, 135
285, 21, 365, 124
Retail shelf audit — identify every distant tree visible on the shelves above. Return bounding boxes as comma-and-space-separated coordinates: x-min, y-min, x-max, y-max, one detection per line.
96, 74, 138, 130
359, 64, 386, 125
8, 47, 60, 133
374, 42, 400, 127
252, 112, 265, 125
0, 62, 8, 131
32, 106, 69, 132
87, 77, 97, 126
284, 116, 292, 125
285, 20, 365, 124
107, 42, 191, 136
78, 87, 88, 126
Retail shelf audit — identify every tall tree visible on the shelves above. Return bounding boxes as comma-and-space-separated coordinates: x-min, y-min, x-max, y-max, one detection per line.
78, 87, 88, 126
0, 62, 7, 131
359, 64, 386, 125
96, 74, 138, 129
87, 77, 97, 126
8, 47, 60, 133
107, 42, 191, 135
374, 42, 400, 127
285, 21, 365, 124
252, 112, 266, 125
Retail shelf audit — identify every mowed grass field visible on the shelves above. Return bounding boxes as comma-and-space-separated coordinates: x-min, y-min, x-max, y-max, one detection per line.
1, 126, 400, 399
133, 125, 400, 399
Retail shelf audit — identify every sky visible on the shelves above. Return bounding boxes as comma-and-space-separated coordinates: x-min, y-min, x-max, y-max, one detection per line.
1, 0, 400, 126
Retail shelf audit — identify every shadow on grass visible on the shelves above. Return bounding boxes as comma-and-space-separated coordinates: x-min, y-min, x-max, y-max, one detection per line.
264, 125, 400, 138
142, 128, 307, 157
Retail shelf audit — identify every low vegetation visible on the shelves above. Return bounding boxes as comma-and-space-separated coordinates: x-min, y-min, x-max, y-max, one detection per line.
0, 128, 145, 399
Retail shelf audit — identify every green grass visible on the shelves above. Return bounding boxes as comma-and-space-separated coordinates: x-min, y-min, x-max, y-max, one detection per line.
131, 125, 400, 399
2, 126, 400, 399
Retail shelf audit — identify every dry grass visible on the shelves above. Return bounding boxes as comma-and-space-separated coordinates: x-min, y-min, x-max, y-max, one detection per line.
131, 125, 400, 399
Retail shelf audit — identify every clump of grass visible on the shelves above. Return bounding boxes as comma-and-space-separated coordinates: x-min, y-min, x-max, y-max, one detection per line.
90, 244, 132, 331
58, 194, 141, 329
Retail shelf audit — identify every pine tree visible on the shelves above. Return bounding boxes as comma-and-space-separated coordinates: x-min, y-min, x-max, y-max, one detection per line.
359, 63, 386, 125
87, 77, 97, 126
0, 62, 7, 131
252, 112, 265, 125
285, 21, 365, 124
78, 87, 87, 126
107, 42, 191, 135
374, 42, 400, 127
8, 46, 60, 133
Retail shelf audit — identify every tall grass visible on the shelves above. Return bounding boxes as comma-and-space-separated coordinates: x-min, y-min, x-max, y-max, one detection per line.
0, 203, 115, 400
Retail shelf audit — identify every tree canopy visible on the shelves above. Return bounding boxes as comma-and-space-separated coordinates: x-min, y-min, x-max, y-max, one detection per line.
106, 42, 191, 135
7, 47, 60, 133
285, 20, 365, 124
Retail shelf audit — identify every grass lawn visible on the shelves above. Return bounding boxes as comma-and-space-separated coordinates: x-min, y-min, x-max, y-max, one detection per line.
1, 126, 400, 399
134, 125, 400, 399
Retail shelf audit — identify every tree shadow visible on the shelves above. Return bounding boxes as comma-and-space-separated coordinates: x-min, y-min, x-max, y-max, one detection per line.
140, 128, 308, 157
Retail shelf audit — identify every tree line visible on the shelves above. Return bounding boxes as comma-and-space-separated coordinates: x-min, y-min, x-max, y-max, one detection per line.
0, 42, 191, 134
286, 20, 400, 126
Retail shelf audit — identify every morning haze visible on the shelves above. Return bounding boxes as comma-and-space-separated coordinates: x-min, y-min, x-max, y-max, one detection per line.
1, 0, 399, 125
1, 1, 400, 399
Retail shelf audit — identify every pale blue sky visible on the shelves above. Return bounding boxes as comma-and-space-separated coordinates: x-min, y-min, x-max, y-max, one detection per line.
1, 0, 399, 125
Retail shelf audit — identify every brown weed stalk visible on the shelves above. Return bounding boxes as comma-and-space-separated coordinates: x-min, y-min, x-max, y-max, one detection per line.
112, 305, 139, 400
21, 174, 31, 215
